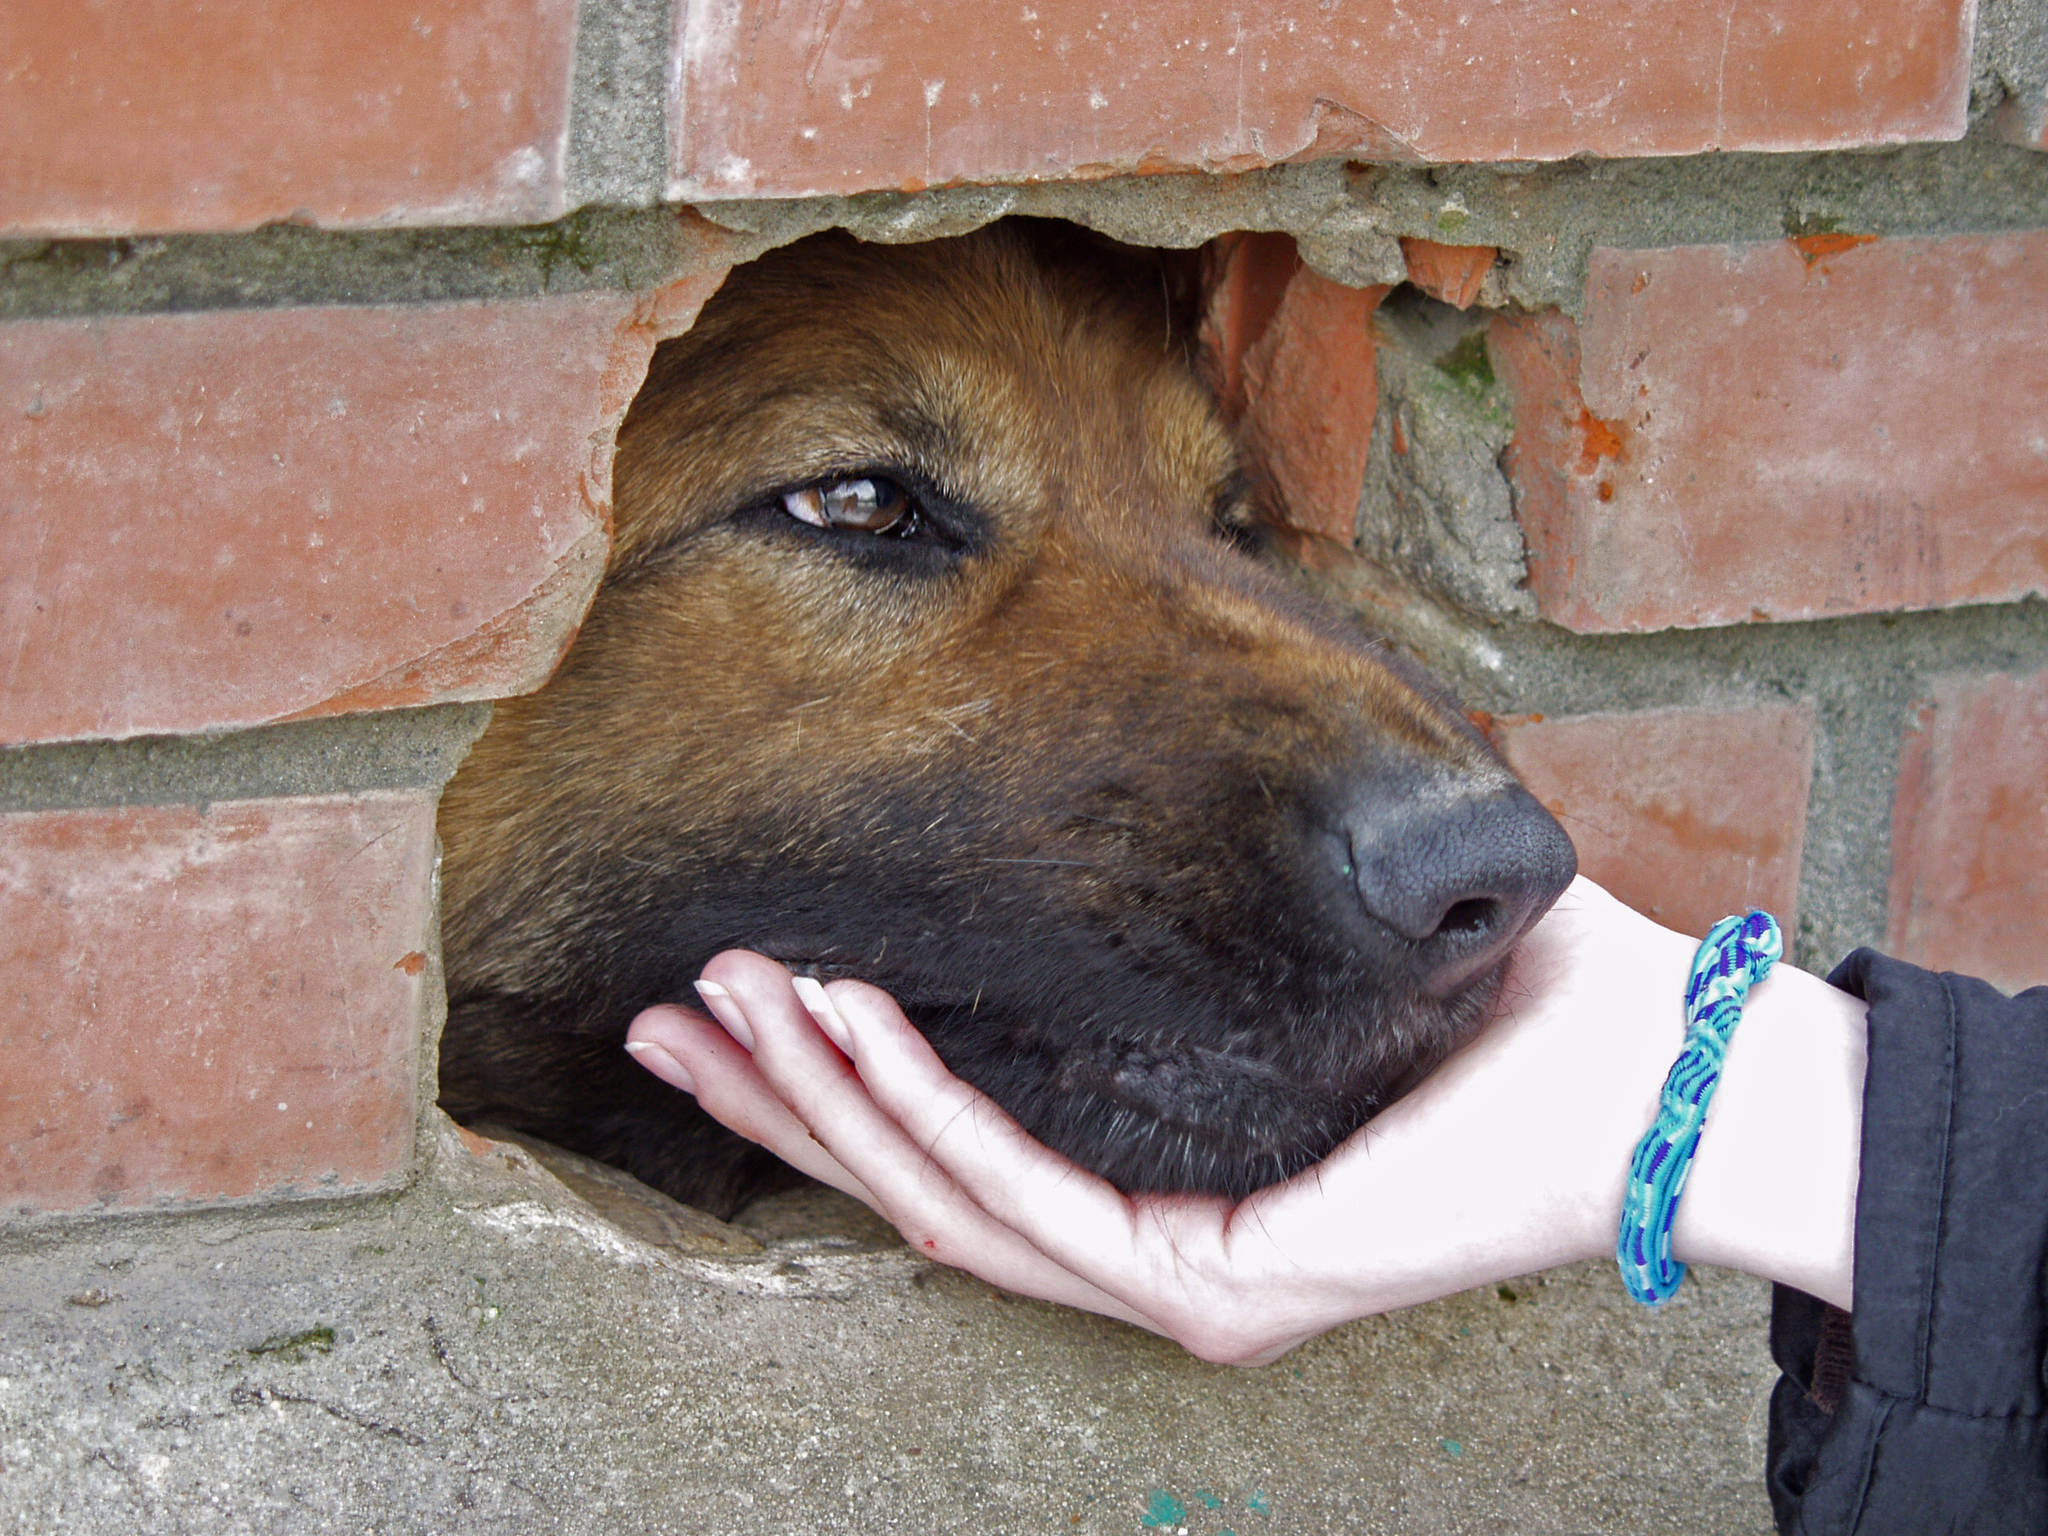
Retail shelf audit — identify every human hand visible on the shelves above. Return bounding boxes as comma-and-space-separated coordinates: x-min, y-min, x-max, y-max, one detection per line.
625, 877, 1864, 1362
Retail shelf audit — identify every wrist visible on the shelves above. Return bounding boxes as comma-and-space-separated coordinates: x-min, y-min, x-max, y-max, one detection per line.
1667, 960, 1866, 1309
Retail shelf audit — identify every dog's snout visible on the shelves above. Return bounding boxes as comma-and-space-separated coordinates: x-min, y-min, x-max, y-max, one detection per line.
1341, 782, 1578, 996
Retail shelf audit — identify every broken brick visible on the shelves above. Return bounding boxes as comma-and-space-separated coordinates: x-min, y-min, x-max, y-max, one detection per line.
1492, 232, 2048, 632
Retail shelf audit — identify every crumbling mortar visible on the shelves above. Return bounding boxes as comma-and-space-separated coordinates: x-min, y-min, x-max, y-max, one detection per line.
1974, 0, 2048, 124
1353, 288, 1534, 623
563, 0, 673, 213
0, 703, 492, 815
0, 207, 720, 322
9, 138, 2045, 324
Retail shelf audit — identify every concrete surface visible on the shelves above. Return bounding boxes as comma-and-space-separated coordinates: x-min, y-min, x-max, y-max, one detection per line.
2, 1117, 1779, 1535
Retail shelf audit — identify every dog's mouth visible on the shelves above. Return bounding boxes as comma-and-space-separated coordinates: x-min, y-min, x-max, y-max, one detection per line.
751, 839, 1539, 1200
763, 953, 1370, 1192
874, 956, 1512, 1201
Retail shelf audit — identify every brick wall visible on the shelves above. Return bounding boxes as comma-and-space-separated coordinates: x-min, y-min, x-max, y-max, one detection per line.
5, 0, 2046, 1223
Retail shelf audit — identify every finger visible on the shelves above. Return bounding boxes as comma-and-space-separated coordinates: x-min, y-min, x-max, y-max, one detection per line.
820, 980, 1177, 1268
702, 954, 1158, 1327
811, 977, 1278, 1340
621, 1019, 699, 1095
804, 978, 1343, 1361
625, 1003, 880, 1207
811, 987, 1310, 1359
820, 975, 1564, 1342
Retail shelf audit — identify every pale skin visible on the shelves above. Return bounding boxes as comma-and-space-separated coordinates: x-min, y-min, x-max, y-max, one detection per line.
623, 877, 1867, 1366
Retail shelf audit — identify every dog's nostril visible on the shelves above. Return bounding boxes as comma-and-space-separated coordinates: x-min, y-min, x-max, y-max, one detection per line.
1339, 781, 1578, 993
1433, 896, 1499, 939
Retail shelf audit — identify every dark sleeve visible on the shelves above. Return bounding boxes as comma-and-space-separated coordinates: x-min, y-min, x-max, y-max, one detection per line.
1766, 952, 2048, 1535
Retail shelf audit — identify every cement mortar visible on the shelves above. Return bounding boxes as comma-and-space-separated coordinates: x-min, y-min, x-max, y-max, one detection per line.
1355, 291, 1533, 622
1976, 0, 2048, 118
0, 208, 717, 321
12, 133, 2048, 323
689, 133, 2048, 311
564, 0, 673, 212
0, 704, 492, 813
1371, 133, 2048, 314
1, 1118, 1780, 1535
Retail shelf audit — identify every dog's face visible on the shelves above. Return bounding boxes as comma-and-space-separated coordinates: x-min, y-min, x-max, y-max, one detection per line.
438, 224, 1574, 1206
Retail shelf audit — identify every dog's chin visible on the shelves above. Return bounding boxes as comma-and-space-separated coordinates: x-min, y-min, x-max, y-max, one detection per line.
1038, 1070, 1374, 1200
897, 958, 1513, 1201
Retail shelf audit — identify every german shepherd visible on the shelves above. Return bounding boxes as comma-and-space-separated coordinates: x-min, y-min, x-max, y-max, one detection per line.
436, 222, 1575, 1218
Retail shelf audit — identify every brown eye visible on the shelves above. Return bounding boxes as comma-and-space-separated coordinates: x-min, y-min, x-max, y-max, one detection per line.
782, 477, 911, 534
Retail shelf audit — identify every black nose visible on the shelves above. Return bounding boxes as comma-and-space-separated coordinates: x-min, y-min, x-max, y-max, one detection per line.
1341, 782, 1578, 996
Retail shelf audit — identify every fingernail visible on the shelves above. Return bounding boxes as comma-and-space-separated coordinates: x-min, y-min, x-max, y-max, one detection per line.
624, 1038, 696, 1095
693, 979, 753, 1048
791, 975, 853, 1052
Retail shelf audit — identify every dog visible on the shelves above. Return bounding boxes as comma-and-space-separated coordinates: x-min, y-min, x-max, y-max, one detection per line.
435, 221, 1576, 1219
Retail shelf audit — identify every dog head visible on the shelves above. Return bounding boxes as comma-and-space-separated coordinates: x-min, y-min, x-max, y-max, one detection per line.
438, 222, 1575, 1201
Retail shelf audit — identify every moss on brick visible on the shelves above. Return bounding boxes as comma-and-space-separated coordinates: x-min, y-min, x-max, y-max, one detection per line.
1435, 330, 1496, 394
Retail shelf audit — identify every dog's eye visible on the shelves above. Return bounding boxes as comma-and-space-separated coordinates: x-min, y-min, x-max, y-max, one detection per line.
783, 477, 913, 535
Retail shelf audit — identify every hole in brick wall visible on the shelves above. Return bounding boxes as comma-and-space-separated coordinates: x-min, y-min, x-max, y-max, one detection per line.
436, 217, 1558, 1261
1376, 284, 1496, 386
1359, 280, 1533, 628
1196, 230, 1533, 635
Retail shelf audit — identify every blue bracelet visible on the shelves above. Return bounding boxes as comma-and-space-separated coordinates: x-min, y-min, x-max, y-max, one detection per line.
1616, 910, 1783, 1306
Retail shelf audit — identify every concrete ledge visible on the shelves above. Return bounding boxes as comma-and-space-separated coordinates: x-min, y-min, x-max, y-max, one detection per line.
2, 1115, 1777, 1533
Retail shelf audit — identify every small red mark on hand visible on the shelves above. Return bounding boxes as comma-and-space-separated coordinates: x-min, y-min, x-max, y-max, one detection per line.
394, 951, 428, 976
923, 1238, 938, 1250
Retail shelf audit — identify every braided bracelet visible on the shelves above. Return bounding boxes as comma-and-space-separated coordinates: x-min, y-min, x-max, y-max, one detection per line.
1616, 909, 1783, 1306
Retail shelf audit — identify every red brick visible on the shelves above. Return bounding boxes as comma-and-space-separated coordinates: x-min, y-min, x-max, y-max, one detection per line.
1887, 670, 2048, 993
670, 1, 1970, 199
1200, 234, 1386, 545
0, 793, 436, 1216
0, 276, 729, 746
1492, 704, 1814, 939
1, 1, 577, 238
1199, 233, 1302, 425
1493, 232, 2048, 633
1400, 240, 1496, 310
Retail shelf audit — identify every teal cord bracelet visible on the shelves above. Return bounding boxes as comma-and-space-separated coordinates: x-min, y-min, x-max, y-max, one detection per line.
1616, 910, 1783, 1306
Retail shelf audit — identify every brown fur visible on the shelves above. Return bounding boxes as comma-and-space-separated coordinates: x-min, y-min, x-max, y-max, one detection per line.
436, 223, 1572, 1216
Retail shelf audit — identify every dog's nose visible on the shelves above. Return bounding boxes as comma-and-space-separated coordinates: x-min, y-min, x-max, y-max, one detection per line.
1341, 783, 1578, 996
